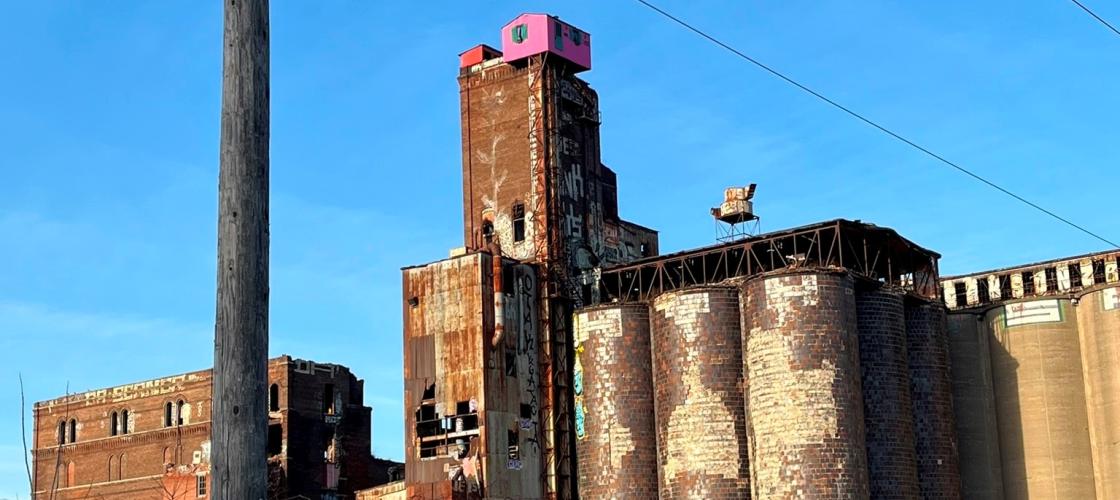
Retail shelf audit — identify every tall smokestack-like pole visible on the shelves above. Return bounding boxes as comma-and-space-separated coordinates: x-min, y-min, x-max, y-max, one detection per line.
212, 0, 269, 498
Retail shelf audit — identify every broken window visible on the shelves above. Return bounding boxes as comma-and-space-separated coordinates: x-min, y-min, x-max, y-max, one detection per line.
270, 384, 280, 412
977, 279, 990, 304
1069, 264, 1083, 288
521, 404, 533, 420
999, 275, 1013, 300
512, 203, 526, 242
1093, 259, 1107, 284
505, 350, 517, 377
482, 222, 494, 244
323, 384, 336, 415
1022, 272, 1035, 295
954, 282, 967, 306
455, 401, 479, 432
1045, 267, 1058, 291
268, 423, 283, 456
508, 429, 520, 461
197, 475, 207, 497
110, 412, 119, 437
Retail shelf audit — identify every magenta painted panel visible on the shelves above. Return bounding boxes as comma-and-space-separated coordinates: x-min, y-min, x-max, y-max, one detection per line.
500, 13, 591, 71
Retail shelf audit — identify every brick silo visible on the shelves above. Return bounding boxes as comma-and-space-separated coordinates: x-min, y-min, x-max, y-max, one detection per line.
986, 298, 1095, 499
650, 286, 750, 499
742, 272, 870, 499
1076, 288, 1120, 498
945, 312, 1004, 500
855, 287, 920, 499
905, 301, 962, 499
573, 304, 658, 499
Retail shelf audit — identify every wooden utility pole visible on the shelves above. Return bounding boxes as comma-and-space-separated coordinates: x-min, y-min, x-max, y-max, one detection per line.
212, 0, 269, 499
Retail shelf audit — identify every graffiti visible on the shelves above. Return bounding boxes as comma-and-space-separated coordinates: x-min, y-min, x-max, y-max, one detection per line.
573, 341, 587, 440
516, 271, 541, 454
507, 459, 523, 470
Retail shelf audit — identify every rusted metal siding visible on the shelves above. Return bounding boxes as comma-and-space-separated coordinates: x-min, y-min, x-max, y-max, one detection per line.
573, 304, 657, 499
651, 286, 750, 499
743, 272, 870, 499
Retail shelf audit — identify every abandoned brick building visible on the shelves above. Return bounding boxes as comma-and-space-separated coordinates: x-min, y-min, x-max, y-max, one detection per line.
395, 13, 967, 500
942, 250, 1120, 500
32, 355, 400, 500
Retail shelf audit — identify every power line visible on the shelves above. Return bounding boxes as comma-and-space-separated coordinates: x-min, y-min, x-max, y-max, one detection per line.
1070, 0, 1120, 37
633, 0, 1119, 249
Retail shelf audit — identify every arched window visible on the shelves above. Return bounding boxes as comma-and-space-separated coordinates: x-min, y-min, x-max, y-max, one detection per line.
110, 411, 119, 436
164, 402, 173, 427
67, 461, 75, 486
163, 446, 173, 465
68, 419, 77, 443
120, 409, 129, 434
269, 383, 280, 411
108, 455, 116, 481
118, 453, 125, 480
176, 400, 185, 426
58, 421, 66, 444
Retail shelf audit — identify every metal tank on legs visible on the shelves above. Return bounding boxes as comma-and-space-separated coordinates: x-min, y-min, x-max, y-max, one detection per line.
650, 286, 750, 499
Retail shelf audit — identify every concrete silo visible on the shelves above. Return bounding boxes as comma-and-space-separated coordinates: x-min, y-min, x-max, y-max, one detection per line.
945, 312, 1004, 500
573, 304, 658, 499
987, 298, 1095, 499
650, 286, 750, 499
1076, 286, 1120, 498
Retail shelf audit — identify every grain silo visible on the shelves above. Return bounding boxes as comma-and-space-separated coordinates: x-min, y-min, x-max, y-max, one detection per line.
573, 304, 658, 499
856, 287, 920, 498
742, 272, 870, 499
650, 286, 750, 499
905, 301, 962, 499
986, 298, 1095, 499
1076, 286, 1120, 498
945, 312, 1004, 500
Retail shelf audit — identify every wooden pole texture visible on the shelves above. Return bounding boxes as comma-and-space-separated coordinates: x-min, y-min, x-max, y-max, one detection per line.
212, 0, 269, 498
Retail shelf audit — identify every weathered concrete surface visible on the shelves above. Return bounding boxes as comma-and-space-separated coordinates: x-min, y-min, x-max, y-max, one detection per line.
743, 272, 869, 499
946, 312, 1004, 500
651, 286, 750, 499
1076, 287, 1120, 499
573, 304, 658, 499
986, 299, 1095, 500
856, 288, 920, 499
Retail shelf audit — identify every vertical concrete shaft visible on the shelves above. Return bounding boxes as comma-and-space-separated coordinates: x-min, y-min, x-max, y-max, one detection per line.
650, 287, 750, 499
905, 301, 962, 499
945, 313, 1004, 500
1076, 288, 1120, 499
743, 272, 869, 499
856, 288, 920, 499
573, 304, 658, 499
986, 299, 1095, 500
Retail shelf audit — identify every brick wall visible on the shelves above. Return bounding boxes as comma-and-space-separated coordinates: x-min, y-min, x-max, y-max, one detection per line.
856, 287, 920, 499
742, 272, 869, 499
573, 304, 658, 498
650, 287, 750, 499
905, 301, 962, 499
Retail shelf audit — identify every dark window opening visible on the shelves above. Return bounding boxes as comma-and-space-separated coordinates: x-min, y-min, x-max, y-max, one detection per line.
505, 350, 517, 377
58, 421, 66, 444
640, 243, 650, 257
512, 203, 526, 242
581, 283, 593, 306
197, 475, 207, 497
999, 275, 1013, 300
954, 282, 967, 306
482, 222, 494, 244
408, 296, 419, 308
176, 400, 185, 426
69, 419, 76, 443
502, 265, 514, 294
1070, 264, 1083, 288
455, 401, 479, 431
421, 382, 435, 400
977, 279, 990, 304
507, 429, 520, 460
1045, 267, 1058, 291
267, 423, 283, 455
164, 402, 173, 427
121, 410, 129, 434
269, 383, 280, 412
511, 24, 528, 44
111, 412, 119, 437
1093, 259, 1107, 284
554, 22, 564, 50
323, 384, 336, 415
520, 403, 533, 420
1022, 272, 1035, 295
571, 29, 583, 46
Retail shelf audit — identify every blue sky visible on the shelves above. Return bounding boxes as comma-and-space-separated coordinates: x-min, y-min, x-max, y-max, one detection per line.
1, 1, 1118, 497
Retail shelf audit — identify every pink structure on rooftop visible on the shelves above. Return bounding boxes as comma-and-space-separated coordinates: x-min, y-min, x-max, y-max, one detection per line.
500, 13, 591, 71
